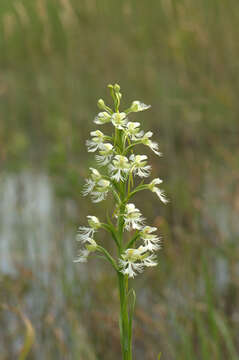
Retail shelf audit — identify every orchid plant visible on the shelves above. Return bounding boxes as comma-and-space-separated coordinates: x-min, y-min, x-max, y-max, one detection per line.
74, 84, 167, 360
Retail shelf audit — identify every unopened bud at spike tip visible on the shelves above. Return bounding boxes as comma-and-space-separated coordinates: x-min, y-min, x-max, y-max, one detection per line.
97, 99, 106, 110
114, 83, 120, 92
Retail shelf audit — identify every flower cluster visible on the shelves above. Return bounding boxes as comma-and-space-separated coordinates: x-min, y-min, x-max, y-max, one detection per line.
75, 84, 167, 278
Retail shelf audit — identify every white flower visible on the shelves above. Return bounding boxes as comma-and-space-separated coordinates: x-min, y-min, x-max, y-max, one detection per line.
148, 178, 168, 204
82, 178, 95, 196
91, 179, 111, 202
119, 247, 145, 278
109, 155, 130, 182
129, 101, 151, 112
111, 112, 127, 129
74, 238, 98, 263
73, 249, 90, 263
77, 216, 101, 242
140, 131, 162, 156
140, 226, 161, 251
142, 253, 158, 267
119, 245, 157, 278
119, 259, 144, 278
82, 168, 102, 196
94, 111, 111, 125
82, 168, 110, 202
124, 203, 145, 230
125, 122, 144, 140
130, 154, 151, 178
77, 226, 93, 242
86, 130, 106, 152
95, 143, 114, 166
87, 216, 101, 229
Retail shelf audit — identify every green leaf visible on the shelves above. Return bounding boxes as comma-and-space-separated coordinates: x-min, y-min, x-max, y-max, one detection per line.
214, 311, 238, 360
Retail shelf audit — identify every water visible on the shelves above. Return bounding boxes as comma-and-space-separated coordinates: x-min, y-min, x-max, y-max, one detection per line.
0, 172, 97, 359
0, 172, 74, 276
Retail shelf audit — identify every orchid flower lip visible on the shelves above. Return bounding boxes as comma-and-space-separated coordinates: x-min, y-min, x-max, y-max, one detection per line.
109, 154, 130, 182
123, 203, 145, 231
129, 154, 151, 178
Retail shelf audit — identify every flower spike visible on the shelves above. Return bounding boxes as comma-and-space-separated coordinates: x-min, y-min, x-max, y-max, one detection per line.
75, 83, 168, 359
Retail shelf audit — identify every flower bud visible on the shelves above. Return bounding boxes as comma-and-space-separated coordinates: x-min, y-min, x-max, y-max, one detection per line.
87, 215, 101, 229
86, 239, 98, 252
114, 83, 121, 92
89, 168, 102, 182
97, 99, 112, 114
97, 99, 106, 110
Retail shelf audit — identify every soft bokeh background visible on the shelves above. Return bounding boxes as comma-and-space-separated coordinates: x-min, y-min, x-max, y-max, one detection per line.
1, 0, 239, 359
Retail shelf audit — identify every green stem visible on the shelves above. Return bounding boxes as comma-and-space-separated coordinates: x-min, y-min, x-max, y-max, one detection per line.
118, 272, 131, 360
123, 141, 141, 155
127, 288, 136, 360
124, 184, 148, 203
117, 200, 132, 359
114, 108, 135, 360
101, 223, 120, 249
125, 231, 140, 250
97, 245, 118, 271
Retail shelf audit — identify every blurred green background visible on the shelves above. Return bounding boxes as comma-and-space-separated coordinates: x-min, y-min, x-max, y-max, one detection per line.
0, 0, 239, 359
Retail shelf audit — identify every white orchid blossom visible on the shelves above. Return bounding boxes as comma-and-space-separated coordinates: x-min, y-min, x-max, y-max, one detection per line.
142, 253, 158, 267
77, 216, 101, 242
130, 154, 151, 178
140, 226, 161, 251
95, 143, 114, 166
94, 111, 111, 125
109, 155, 130, 181
119, 247, 145, 278
125, 122, 144, 140
82, 168, 102, 196
82, 168, 110, 202
129, 100, 151, 112
86, 130, 106, 152
139, 131, 162, 156
119, 245, 157, 278
87, 215, 101, 229
148, 178, 168, 204
111, 112, 128, 129
74, 238, 98, 263
123, 203, 145, 230
91, 179, 111, 203
73, 249, 90, 263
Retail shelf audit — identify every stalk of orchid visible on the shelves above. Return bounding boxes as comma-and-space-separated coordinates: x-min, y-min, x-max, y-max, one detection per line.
74, 84, 168, 360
